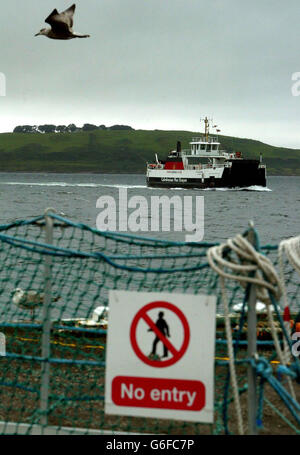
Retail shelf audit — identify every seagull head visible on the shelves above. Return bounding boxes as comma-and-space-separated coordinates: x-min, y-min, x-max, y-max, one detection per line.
13, 288, 22, 294
35, 28, 49, 37
12, 288, 24, 301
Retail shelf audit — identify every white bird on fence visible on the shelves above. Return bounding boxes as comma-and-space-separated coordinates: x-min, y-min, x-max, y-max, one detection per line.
12, 288, 60, 319
35, 4, 90, 40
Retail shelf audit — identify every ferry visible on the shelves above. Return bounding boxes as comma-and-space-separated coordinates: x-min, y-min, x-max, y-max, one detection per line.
146, 118, 267, 189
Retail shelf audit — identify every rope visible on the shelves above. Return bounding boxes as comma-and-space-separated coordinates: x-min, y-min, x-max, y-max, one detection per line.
279, 235, 300, 334
222, 288, 248, 434
207, 232, 296, 434
278, 235, 300, 398
208, 234, 282, 304
252, 357, 300, 425
279, 236, 300, 279
0, 232, 210, 274
264, 397, 300, 434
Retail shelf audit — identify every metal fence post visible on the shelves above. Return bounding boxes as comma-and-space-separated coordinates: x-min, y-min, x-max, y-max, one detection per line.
247, 222, 258, 435
40, 210, 54, 426
247, 284, 257, 435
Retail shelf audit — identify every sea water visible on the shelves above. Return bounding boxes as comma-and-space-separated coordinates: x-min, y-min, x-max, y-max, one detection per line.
0, 173, 299, 244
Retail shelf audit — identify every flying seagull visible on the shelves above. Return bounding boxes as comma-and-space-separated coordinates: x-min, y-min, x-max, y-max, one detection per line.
35, 4, 90, 40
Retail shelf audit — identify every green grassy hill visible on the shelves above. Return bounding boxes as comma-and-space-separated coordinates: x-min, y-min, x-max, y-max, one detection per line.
0, 129, 299, 175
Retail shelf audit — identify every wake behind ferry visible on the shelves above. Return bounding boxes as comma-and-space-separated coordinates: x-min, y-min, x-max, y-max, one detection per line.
146, 118, 267, 189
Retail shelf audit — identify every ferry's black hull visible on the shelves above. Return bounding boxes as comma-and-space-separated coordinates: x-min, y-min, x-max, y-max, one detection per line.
147, 160, 266, 189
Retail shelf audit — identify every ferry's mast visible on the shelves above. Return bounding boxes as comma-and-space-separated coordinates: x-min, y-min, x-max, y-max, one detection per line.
204, 116, 209, 141
200, 116, 211, 141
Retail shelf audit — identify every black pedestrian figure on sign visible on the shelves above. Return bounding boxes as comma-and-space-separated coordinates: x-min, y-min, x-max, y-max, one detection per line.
148, 311, 170, 358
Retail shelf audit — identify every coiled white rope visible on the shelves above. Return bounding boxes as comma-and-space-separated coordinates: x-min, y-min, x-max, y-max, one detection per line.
279, 236, 300, 279
207, 233, 297, 434
279, 235, 300, 315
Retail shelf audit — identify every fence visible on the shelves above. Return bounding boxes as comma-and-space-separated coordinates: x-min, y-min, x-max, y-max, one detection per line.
0, 212, 299, 435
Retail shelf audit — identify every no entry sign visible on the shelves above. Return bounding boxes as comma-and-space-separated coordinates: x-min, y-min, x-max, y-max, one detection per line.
105, 291, 216, 423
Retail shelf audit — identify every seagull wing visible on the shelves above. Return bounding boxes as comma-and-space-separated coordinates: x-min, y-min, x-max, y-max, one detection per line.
45, 8, 60, 26
61, 4, 76, 27
63, 4, 76, 19
45, 4, 76, 33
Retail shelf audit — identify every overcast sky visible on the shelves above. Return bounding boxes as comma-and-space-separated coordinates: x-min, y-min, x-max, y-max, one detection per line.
0, 0, 300, 147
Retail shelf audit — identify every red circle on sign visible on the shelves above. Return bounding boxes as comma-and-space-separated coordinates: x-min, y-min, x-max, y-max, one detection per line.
130, 301, 190, 368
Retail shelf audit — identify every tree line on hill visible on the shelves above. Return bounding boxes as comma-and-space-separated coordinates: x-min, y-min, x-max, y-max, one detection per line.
13, 124, 134, 134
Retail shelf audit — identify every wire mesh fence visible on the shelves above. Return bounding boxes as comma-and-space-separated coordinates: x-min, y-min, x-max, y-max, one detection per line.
0, 213, 299, 435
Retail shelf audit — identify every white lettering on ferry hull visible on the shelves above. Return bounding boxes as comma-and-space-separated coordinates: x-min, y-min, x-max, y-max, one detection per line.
161, 178, 188, 183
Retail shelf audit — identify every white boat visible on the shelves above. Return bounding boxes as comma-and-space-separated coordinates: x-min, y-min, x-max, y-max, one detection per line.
146, 117, 267, 189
